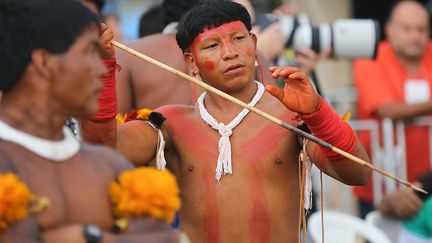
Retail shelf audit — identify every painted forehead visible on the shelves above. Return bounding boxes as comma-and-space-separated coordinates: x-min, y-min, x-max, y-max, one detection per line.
194, 21, 249, 42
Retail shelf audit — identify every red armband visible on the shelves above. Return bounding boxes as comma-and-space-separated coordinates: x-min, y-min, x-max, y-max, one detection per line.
300, 96, 357, 160
90, 58, 121, 122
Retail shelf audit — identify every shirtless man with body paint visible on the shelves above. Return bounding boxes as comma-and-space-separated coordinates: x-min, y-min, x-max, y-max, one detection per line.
84, 1, 371, 242
0, 0, 177, 242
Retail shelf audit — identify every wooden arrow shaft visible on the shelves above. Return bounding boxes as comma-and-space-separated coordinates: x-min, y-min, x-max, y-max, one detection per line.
111, 40, 427, 195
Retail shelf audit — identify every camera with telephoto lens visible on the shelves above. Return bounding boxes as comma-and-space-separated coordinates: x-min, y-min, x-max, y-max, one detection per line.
261, 13, 380, 59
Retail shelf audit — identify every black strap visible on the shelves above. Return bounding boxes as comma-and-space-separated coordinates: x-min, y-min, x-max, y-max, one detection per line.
285, 16, 300, 48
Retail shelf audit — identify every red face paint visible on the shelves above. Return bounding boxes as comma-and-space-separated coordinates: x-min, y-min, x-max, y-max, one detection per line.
190, 21, 249, 61
205, 60, 215, 71
247, 48, 253, 57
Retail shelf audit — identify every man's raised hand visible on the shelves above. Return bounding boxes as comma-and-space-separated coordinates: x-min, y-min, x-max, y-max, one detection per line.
99, 23, 115, 59
265, 66, 319, 114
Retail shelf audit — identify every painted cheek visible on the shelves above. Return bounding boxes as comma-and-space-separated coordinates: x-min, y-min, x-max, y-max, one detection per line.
204, 60, 215, 71
247, 48, 253, 57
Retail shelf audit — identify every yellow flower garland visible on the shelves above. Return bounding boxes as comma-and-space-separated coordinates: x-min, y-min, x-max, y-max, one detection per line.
136, 109, 153, 120
0, 173, 34, 230
109, 167, 181, 223
115, 113, 128, 125
116, 108, 153, 125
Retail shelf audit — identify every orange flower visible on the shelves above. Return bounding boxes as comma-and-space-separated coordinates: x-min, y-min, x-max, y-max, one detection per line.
116, 113, 128, 125
136, 109, 153, 120
116, 108, 153, 125
110, 167, 181, 223
0, 173, 34, 231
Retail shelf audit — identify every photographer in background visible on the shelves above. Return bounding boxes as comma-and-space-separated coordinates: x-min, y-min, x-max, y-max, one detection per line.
248, 2, 330, 76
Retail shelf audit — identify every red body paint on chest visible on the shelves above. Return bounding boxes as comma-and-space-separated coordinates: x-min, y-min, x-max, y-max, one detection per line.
202, 164, 220, 243
162, 107, 220, 242
244, 126, 285, 243
243, 112, 297, 158
243, 112, 298, 242
165, 109, 217, 156
249, 159, 270, 243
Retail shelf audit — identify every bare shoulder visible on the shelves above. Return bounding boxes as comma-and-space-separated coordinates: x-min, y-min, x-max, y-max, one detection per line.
117, 33, 179, 66
258, 91, 298, 119
156, 104, 195, 121
128, 33, 179, 54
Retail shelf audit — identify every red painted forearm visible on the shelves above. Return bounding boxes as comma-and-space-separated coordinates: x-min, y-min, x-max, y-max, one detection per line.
90, 58, 119, 122
301, 96, 357, 160
82, 58, 120, 147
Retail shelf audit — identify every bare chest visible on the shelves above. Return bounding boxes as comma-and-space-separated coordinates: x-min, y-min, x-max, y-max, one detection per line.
0, 145, 115, 231
166, 114, 303, 242
168, 111, 300, 174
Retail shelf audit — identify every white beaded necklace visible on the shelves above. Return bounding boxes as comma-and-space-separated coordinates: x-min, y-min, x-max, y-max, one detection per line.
197, 81, 265, 181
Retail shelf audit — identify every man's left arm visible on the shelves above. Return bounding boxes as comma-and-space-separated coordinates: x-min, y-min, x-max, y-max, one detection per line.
81, 23, 118, 147
304, 115, 371, 185
266, 66, 371, 185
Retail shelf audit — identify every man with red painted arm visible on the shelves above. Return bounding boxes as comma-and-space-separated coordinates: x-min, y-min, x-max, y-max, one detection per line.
83, 1, 371, 242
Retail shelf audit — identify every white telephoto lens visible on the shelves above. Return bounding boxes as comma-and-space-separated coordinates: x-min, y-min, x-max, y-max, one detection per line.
318, 23, 332, 54
332, 19, 379, 59
292, 25, 312, 51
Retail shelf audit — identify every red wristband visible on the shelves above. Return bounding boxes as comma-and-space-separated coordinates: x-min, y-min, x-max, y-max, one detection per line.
300, 96, 357, 160
90, 58, 120, 122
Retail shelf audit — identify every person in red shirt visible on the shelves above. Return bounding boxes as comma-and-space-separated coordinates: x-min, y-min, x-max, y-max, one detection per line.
354, 0, 432, 218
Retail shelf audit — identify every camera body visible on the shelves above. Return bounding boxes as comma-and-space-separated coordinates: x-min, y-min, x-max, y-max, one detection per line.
265, 14, 380, 59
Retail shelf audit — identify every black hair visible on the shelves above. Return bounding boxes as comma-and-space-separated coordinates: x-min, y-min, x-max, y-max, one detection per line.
161, 0, 200, 27
0, 0, 100, 91
176, 0, 252, 52
139, 4, 164, 37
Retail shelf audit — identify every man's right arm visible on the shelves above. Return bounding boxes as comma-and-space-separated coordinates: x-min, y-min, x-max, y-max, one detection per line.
374, 101, 432, 120
115, 120, 159, 166
81, 117, 159, 167
116, 50, 134, 113
81, 55, 159, 167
